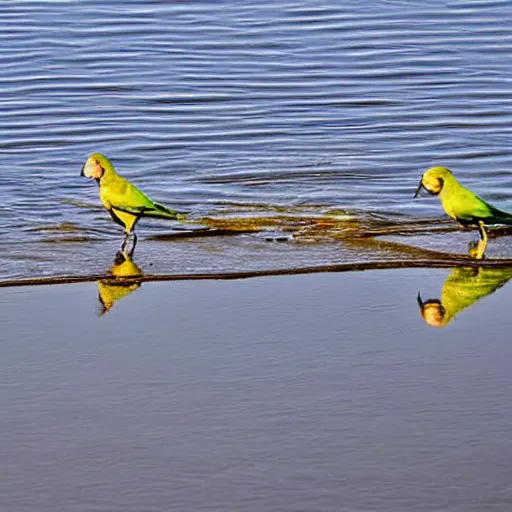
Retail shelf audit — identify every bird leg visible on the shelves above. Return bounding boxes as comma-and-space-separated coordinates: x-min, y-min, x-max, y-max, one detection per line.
468, 221, 488, 259
128, 233, 138, 258
120, 231, 130, 253
478, 220, 488, 243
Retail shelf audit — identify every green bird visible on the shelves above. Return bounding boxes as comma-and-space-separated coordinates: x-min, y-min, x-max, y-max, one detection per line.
414, 166, 512, 258
417, 266, 512, 327
81, 153, 185, 254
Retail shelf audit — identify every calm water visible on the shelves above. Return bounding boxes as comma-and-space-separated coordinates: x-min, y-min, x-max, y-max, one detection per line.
2, 269, 512, 511
2, 0, 512, 278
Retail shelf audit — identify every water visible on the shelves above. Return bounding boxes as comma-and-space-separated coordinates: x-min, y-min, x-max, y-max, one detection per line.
3, 3, 512, 510
3, 0, 512, 278
2, 269, 512, 511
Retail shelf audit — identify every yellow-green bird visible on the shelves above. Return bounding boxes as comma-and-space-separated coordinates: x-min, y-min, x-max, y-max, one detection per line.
417, 266, 512, 327
414, 166, 512, 258
81, 153, 185, 254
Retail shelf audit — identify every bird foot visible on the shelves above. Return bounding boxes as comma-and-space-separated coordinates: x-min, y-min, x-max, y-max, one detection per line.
467, 221, 488, 259
114, 251, 127, 265
468, 239, 486, 260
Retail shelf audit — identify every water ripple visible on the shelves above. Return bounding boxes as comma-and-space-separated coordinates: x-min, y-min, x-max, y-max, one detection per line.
2, 0, 512, 277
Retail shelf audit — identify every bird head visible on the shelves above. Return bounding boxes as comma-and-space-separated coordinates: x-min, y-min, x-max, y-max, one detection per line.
417, 292, 446, 328
80, 153, 113, 181
414, 166, 453, 198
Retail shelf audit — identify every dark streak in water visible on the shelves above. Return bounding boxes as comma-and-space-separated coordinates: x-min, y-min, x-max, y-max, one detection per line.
3, 257, 512, 289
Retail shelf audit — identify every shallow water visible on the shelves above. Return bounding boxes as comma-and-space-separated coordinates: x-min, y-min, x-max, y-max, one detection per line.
2, 269, 512, 511
2, 1, 512, 278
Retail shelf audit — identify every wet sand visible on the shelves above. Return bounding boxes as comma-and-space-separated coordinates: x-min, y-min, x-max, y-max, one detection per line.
2, 269, 512, 511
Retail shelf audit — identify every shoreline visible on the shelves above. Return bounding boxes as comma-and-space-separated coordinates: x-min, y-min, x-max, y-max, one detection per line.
3, 255, 512, 288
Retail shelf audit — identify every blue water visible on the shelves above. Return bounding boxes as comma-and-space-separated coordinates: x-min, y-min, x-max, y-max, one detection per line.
2, 0, 512, 278
3, 4, 512, 510
3, 269, 512, 511
0, 269, 512, 512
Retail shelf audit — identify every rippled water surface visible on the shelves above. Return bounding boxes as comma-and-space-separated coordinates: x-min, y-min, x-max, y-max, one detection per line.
3, 0, 512, 278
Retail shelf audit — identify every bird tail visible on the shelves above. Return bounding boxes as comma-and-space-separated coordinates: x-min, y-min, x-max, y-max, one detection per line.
491, 217, 512, 226
146, 202, 187, 221
487, 205, 512, 226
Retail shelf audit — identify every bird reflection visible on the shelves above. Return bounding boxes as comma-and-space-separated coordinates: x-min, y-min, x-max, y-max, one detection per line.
97, 251, 144, 316
417, 266, 512, 327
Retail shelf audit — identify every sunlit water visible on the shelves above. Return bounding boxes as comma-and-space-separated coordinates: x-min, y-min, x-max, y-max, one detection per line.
2, 0, 512, 278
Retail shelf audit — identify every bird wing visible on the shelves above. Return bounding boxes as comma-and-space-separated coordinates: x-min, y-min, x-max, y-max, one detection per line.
103, 179, 158, 215
113, 202, 179, 219
101, 176, 181, 220
108, 186, 179, 220
453, 188, 511, 224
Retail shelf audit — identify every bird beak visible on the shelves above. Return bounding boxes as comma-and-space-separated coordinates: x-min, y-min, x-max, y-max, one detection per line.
417, 291, 424, 310
413, 180, 424, 198
80, 165, 85, 177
